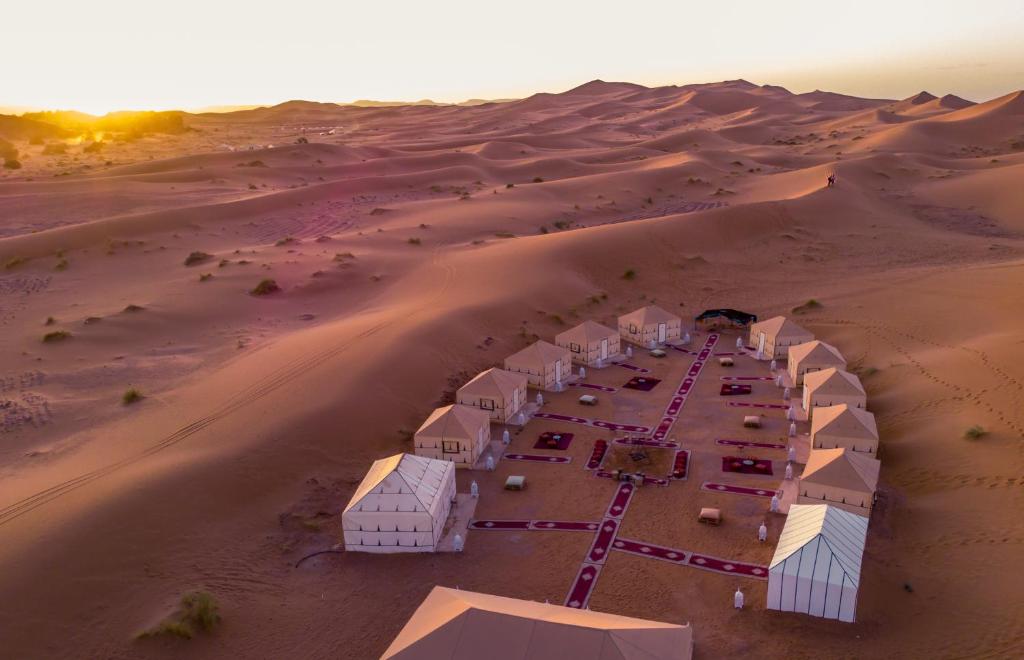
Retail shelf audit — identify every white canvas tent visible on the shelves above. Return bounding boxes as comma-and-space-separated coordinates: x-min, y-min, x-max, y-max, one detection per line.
504, 340, 571, 390
802, 368, 866, 413
767, 504, 869, 622
748, 316, 814, 360
342, 453, 456, 553
617, 305, 682, 347
810, 404, 880, 455
414, 404, 491, 468
382, 586, 694, 660
787, 340, 847, 386
457, 368, 529, 423
555, 320, 621, 366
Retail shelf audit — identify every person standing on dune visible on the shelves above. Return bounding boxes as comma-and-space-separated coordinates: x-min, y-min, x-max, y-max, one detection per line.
827, 173, 836, 187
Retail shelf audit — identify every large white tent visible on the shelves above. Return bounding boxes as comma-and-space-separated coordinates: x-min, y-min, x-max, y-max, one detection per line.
382, 586, 694, 659
767, 504, 869, 623
342, 453, 456, 553
748, 316, 814, 360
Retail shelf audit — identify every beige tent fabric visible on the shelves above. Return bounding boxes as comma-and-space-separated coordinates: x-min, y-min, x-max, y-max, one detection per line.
617, 305, 682, 347
798, 448, 880, 516
414, 404, 491, 468
747, 316, 814, 359
810, 404, 879, 454
787, 340, 847, 386
504, 340, 572, 390
456, 368, 529, 422
803, 368, 866, 413
382, 586, 694, 659
342, 453, 456, 553
555, 320, 621, 366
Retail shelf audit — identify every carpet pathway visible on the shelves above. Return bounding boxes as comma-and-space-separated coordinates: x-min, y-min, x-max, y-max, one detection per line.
533, 412, 650, 433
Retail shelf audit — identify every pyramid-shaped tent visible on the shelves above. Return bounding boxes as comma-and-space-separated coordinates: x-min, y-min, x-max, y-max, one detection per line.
798, 448, 880, 516
504, 340, 571, 390
555, 320, 621, 366
788, 340, 847, 385
767, 504, 869, 622
414, 404, 491, 468
803, 367, 866, 412
811, 404, 879, 454
748, 315, 813, 359
382, 586, 694, 659
457, 368, 528, 422
618, 305, 682, 347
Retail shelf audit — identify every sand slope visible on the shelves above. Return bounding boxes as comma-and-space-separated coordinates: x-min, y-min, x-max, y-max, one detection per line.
1, 79, 1023, 659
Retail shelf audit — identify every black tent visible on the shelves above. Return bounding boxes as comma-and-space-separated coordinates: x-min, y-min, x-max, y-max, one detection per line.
694, 308, 758, 327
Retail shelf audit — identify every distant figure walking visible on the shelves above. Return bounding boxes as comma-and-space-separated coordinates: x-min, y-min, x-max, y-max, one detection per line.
827, 172, 836, 187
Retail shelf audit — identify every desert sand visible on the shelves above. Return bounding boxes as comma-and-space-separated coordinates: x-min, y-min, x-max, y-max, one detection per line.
1, 79, 1023, 659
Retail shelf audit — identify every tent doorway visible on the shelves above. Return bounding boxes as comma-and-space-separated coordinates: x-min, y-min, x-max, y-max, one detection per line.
600, 338, 608, 360
657, 323, 667, 343
757, 332, 766, 358
554, 360, 562, 384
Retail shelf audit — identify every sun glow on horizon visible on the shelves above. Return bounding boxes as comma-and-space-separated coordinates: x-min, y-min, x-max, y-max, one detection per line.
5, 0, 1024, 114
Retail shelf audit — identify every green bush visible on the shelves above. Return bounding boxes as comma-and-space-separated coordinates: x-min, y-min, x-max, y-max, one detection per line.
184, 251, 212, 267
251, 279, 280, 295
42, 330, 71, 343
964, 425, 987, 440
622, 269, 637, 280
122, 388, 144, 405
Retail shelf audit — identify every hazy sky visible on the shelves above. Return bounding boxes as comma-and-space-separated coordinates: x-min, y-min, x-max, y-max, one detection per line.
6, 0, 1023, 114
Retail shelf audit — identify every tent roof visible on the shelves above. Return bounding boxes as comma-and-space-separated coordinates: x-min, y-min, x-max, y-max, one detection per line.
811, 404, 879, 440
802, 448, 880, 492
383, 586, 693, 660
416, 404, 489, 440
789, 340, 846, 366
694, 308, 757, 325
505, 340, 570, 370
770, 504, 868, 586
750, 315, 813, 340
556, 320, 618, 344
804, 368, 865, 397
343, 453, 452, 514
619, 305, 681, 327
459, 368, 528, 399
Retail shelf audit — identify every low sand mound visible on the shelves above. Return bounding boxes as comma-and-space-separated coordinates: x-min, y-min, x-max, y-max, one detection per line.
919, 161, 1024, 233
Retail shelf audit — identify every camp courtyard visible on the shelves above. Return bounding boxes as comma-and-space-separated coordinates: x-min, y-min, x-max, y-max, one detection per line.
339, 306, 883, 659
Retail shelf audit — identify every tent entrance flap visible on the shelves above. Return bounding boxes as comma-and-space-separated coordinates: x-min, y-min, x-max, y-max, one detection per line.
600, 338, 608, 359
658, 323, 667, 343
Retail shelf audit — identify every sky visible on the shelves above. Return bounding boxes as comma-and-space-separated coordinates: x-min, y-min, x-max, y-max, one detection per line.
5, 0, 1024, 114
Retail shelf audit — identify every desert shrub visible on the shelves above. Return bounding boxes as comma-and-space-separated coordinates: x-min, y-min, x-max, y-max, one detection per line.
237, 160, 266, 167
553, 221, 569, 230
4, 256, 28, 269
407, 237, 422, 245
295, 137, 309, 144
184, 251, 212, 266
539, 226, 549, 234
3, 158, 22, 170
275, 237, 296, 246
122, 388, 144, 405
42, 330, 71, 343
248, 183, 258, 190
199, 273, 213, 282
44, 316, 56, 326
964, 425, 987, 440
55, 258, 69, 271
494, 231, 514, 238
123, 304, 145, 313
251, 279, 280, 295
532, 177, 544, 183
138, 591, 221, 640
622, 269, 637, 280
792, 299, 823, 314
505, 183, 514, 189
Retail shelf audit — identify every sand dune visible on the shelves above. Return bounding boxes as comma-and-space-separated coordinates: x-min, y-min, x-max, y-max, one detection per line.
1, 78, 1023, 659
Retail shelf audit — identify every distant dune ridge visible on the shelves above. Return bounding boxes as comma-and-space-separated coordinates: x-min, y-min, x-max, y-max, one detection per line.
1, 77, 1023, 659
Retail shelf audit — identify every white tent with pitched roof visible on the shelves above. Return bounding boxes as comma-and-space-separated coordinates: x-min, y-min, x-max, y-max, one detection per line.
767, 504, 869, 622
342, 453, 456, 553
